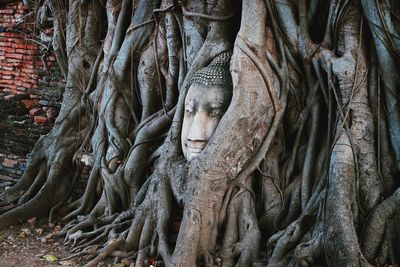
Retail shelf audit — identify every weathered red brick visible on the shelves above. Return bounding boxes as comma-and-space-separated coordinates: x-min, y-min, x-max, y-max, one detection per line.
0, 9, 14, 14
2, 47, 15, 53
1, 66, 14, 71
16, 49, 35, 55
5, 58, 21, 64
0, 41, 13, 47
12, 44, 27, 49
0, 32, 19, 38
23, 73, 39, 79
13, 80, 22, 86
20, 67, 35, 73
20, 62, 31, 67
22, 82, 32, 88
12, 38, 25, 45
34, 116, 47, 124
20, 77, 35, 83
0, 79, 14, 84
0, 69, 15, 75
0, 3, 63, 142
5, 62, 21, 68
29, 107, 42, 116
0, 84, 15, 89
8, 53, 23, 59
23, 55, 35, 61
21, 64, 35, 69
3, 158, 18, 168
20, 99, 39, 109
26, 44, 37, 50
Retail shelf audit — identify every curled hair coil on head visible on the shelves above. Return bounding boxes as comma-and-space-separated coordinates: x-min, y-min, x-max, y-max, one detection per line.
190, 51, 233, 87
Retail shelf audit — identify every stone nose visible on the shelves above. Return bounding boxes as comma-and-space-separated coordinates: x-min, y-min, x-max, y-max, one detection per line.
187, 109, 209, 142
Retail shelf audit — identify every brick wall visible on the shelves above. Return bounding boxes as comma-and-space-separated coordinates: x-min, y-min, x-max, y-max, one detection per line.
0, 153, 25, 189
0, 1, 64, 183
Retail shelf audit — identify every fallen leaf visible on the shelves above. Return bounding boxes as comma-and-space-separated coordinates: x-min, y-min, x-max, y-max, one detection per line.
21, 228, 31, 235
60, 259, 77, 266
43, 254, 58, 262
41, 234, 53, 243
18, 232, 27, 238
112, 263, 125, 267
35, 228, 44, 235
18, 228, 31, 238
27, 217, 37, 225
121, 259, 130, 266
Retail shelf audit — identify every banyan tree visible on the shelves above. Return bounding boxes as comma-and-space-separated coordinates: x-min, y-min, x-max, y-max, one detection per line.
1, 0, 400, 266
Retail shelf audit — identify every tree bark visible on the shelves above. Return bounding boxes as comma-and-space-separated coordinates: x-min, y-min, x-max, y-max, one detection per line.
1, 0, 400, 266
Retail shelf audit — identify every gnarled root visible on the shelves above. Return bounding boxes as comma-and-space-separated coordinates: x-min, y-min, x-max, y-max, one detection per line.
219, 185, 260, 267
0, 132, 79, 228
362, 188, 400, 265
80, 173, 173, 267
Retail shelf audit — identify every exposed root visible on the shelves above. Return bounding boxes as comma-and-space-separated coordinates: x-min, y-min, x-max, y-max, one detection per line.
84, 238, 124, 267
220, 187, 260, 267
362, 188, 400, 265
2, 0, 400, 266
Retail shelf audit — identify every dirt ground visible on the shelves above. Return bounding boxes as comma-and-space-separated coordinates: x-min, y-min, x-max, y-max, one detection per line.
0, 219, 70, 267
0, 219, 115, 267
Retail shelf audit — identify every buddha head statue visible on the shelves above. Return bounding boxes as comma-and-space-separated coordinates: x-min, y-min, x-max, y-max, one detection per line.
181, 51, 233, 161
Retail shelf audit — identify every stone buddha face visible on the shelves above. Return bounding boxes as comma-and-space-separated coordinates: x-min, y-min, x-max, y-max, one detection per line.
181, 51, 232, 161
181, 82, 232, 161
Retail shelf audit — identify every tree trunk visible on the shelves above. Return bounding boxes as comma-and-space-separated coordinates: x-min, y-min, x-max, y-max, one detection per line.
1, 0, 400, 266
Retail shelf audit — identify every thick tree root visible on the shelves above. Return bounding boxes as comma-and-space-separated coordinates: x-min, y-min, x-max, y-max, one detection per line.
362, 188, 400, 265
220, 187, 260, 267
0, 136, 78, 228
2, 0, 400, 266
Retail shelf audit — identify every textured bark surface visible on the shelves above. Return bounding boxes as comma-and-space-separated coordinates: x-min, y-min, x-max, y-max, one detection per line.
1, 0, 400, 266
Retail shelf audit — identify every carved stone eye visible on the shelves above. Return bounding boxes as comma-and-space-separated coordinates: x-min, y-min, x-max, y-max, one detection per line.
209, 108, 223, 118
185, 105, 195, 115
